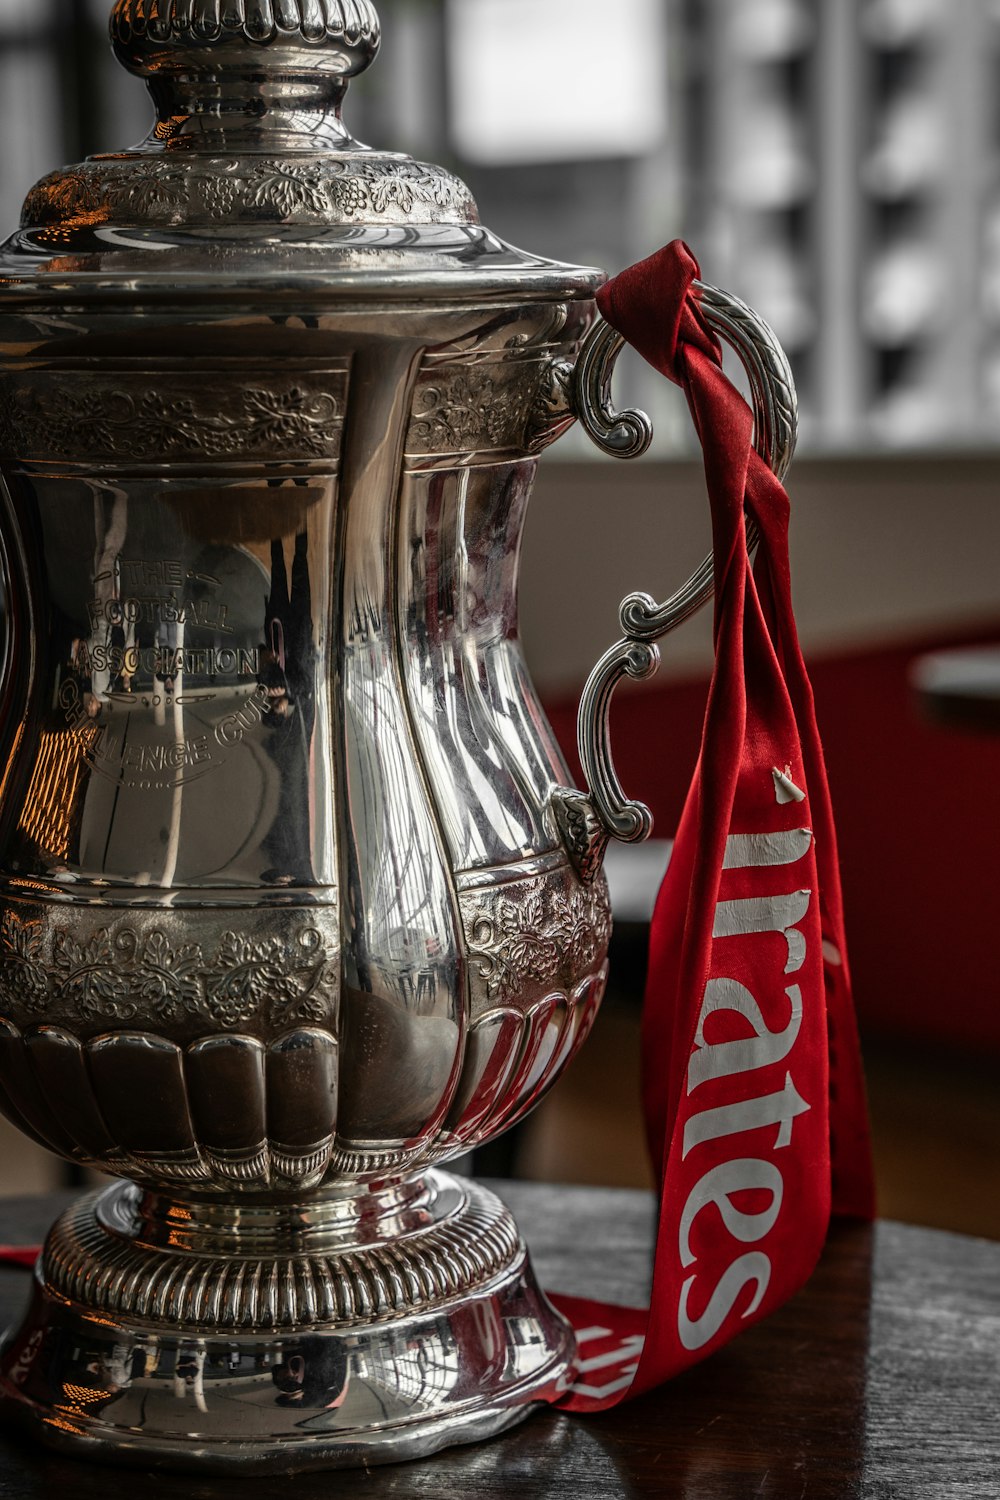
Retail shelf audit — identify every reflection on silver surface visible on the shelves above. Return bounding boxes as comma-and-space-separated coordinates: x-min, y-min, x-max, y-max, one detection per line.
400, 459, 571, 871
0, 1172, 573, 1474
7, 471, 339, 894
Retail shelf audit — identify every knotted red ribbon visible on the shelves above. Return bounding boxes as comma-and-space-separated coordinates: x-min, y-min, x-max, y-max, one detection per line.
550, 241, 873, 1412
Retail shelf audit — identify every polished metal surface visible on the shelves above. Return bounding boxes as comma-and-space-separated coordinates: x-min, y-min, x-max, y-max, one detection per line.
0, 0, 794, 1473
0, 1172, 573, 1474
555, 284, 798, 879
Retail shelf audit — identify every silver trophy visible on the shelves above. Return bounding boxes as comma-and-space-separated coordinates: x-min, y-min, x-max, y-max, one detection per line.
0, 0, 794, 1473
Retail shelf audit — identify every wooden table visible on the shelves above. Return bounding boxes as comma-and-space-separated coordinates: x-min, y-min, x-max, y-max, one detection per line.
0, 1184, 996, 1498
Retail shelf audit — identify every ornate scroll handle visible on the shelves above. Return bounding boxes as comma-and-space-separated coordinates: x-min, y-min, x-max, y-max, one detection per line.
550, 281, 798, 883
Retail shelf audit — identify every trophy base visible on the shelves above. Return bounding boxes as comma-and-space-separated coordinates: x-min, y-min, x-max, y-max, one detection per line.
0, 1171, 574, 1474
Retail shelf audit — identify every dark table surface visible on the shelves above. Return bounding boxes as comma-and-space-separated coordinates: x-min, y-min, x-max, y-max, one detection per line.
0, 1183, 996, 1499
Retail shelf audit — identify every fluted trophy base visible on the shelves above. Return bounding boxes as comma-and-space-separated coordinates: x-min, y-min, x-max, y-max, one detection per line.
0, 1170, 574, 1474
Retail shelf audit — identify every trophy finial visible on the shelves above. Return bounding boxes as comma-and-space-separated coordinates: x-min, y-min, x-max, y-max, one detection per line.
109, 0, 382, 148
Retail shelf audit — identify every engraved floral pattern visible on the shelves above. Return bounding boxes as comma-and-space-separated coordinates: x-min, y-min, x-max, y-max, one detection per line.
0, 910, 48, 1016
0, 911, 338, 1030
203, 933, 291, 1028
23, 155, 472, 231
247, 162, 334, 218
52, 927, 136, 1022
116, 929, 205, 1024
407, 367, 533, 456
463, 875, 612, 1004
270, 928, 341, 1027
0, 382, 344, 463
116, 160, 189, 216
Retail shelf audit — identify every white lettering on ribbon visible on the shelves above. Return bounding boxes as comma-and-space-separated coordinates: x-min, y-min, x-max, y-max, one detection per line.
678, 1253, 771, 1351
687, 977, 803, 1093
676, 817, 815, 1351
568, 1327, 647, 1401
678, 1157, 784, 1268
713, 890, 812, 974
722, 828, 812, 869
682, 1072, 811, 1158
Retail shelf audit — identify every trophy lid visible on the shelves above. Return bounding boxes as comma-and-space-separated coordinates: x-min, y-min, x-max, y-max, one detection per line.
0, 1, 601, 308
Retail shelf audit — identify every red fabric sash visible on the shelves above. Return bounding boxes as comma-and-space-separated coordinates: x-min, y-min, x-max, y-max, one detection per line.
549, 240, 874, 1412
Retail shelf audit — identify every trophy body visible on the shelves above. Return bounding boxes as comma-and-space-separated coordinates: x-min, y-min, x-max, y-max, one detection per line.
0, 0, 610, 1471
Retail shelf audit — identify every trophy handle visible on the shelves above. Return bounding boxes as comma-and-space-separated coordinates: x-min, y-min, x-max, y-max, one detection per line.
550, 281, 798, 884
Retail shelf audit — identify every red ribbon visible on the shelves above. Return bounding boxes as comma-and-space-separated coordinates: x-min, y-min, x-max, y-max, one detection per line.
0, 1247, 38, 1269
550, 241, 873, 1413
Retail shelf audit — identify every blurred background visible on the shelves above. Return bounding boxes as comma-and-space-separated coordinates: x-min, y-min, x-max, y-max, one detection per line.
0, 0, 999, 1238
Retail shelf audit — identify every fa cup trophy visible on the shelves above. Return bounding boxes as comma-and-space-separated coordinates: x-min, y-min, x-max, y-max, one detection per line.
0, 0, 794, 1472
